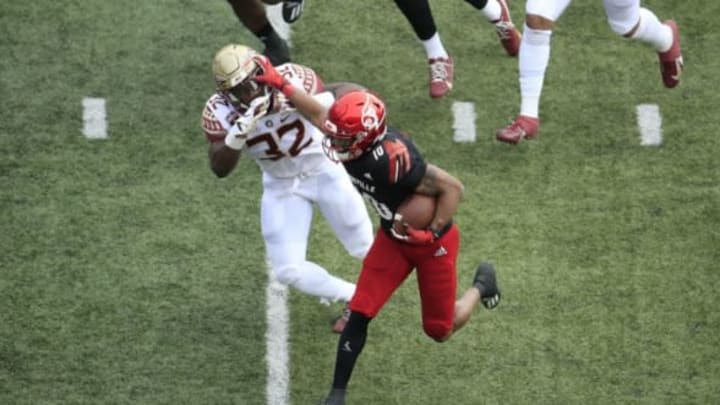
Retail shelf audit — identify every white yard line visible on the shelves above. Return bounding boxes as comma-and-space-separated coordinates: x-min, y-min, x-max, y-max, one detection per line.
451, 101, 477, 143
264, 6, 292, 404
82, 97, 107, 139
266, 4, 292, 45
636, 104, 663, 146
265, 3, 292, 405
265, 261, 290, 405
263, 8, 292, 402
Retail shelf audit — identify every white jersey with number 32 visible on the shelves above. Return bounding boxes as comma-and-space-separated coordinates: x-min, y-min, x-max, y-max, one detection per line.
201, 63, 331, 179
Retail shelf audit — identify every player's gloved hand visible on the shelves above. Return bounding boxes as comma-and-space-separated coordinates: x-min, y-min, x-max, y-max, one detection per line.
390, 218, 436, 245
224, 124, 247, 150
253, 55, 294, 97
224, 95, 271, 150
403, 225, 436, 245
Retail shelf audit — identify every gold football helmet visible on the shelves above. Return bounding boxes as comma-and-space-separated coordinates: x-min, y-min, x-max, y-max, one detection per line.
212, 44, 270, 109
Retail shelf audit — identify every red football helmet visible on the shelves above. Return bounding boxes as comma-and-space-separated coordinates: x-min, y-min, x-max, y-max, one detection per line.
322, 91, 387, 161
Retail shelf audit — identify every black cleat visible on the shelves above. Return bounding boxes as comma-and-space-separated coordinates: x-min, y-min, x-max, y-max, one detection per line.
320, 388, 346, 405
282, 0, 305, 24
261, 32, 290, 65
473, 262, 501, 309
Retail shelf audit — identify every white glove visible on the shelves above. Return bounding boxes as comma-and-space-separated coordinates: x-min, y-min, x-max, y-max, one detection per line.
224, 94, 272, 150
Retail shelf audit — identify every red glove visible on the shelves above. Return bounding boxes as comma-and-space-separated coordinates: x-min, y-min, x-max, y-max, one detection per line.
405, 225, 436, 245
390, 222, 436, 245
253, 55, 294, 97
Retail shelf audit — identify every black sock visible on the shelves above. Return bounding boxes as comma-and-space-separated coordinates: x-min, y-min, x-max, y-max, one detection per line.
332, 311, 371, 389
393, 0, 437, 41
255, 22, 276, 43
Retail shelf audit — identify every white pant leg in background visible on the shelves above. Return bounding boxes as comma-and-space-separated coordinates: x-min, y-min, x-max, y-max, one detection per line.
305, 162, 373, 260
261, 171, 356, 303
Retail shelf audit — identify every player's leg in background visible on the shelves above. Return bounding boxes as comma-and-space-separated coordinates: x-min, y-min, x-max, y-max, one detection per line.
392, 0, 454, 98
496, 0, 571, 144
261, 179, 355, 303
603, 0, 683, 88
463, 0, 521, 56
226, 0, 290, 65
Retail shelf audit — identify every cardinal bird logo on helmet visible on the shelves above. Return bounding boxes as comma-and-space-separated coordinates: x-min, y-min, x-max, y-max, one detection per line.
322, 91, 387, 162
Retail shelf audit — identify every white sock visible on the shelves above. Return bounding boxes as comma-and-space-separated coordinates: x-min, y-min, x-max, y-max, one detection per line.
422, 32, 449, 59
293, 261, 355, 303
481, 0, 502, 22
519, 25, 552, 119
631, 8, 673, 52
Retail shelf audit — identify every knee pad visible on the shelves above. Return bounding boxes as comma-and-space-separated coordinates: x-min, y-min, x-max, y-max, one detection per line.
273, 264, 301, 286
423, 320, 453, 342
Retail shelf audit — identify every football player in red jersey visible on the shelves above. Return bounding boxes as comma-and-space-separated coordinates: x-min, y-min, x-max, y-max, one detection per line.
226, 0, 293, 65
496, 0, 684, 144
252, 56, 502, 405
202, 44, 375, 332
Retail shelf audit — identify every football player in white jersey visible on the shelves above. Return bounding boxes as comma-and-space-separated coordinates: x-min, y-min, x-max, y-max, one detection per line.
496, 0, 684, 144
201, 44, 374, 332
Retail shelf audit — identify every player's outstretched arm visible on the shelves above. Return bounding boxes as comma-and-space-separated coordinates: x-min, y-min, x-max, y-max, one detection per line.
252, 55, 328, 127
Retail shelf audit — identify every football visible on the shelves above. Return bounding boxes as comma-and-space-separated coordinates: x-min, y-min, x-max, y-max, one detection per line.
393, 193, 436, 234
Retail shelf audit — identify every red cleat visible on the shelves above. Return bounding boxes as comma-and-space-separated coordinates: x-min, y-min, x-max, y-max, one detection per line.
494, 0, 521, 57
658, 20, 683, 88
496, 115, 539, 144
428, 57, 454, 98
332, 305, 351, 334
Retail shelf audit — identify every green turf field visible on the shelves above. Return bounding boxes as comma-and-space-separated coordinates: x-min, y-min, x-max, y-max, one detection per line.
1, 1, 718, 404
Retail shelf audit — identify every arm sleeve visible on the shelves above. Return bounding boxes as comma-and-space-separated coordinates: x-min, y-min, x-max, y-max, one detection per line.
278, 63, 325, 95
201, 95, 234, 143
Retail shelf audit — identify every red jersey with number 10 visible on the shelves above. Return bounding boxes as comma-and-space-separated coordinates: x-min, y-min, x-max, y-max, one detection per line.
342, 129, 427, 231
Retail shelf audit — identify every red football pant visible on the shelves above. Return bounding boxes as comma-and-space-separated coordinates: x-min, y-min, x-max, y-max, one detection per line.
349, 224, 460, 340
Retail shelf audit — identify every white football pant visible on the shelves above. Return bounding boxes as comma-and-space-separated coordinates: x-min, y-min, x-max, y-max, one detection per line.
261, 160, 373, 303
